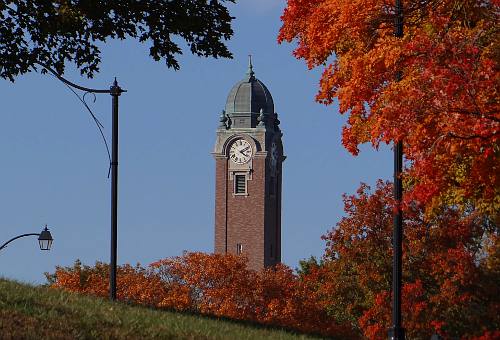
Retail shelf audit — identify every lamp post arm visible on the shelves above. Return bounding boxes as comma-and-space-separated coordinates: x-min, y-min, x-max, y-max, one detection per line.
35, 62, 126, 94
0, 233, 40, 251
35, 62, 127, 180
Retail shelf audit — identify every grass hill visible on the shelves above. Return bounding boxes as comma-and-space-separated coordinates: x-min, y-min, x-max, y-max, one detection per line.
0, 278, 321, 340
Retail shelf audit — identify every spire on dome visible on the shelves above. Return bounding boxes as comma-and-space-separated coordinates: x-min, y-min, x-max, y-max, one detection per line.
246, 54, 255, 80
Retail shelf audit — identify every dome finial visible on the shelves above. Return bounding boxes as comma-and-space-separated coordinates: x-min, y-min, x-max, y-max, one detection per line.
246, 54, 255, 79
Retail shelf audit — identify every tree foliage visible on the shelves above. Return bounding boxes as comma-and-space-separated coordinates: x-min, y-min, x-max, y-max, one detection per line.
278, 0, 500, 217
48, 253, 355, 339
316, 181, 499, 338
0, 0, 234, 81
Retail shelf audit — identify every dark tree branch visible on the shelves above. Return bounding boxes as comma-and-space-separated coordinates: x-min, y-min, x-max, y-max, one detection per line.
446, 132, 499, 141
0, 0, 235, 81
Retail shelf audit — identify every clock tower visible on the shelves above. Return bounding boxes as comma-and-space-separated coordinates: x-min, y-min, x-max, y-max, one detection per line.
213, 59, 284, 270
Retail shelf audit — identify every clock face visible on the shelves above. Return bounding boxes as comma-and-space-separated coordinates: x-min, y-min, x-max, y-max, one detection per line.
270, 142, 279, 167
229, 139, 253, 164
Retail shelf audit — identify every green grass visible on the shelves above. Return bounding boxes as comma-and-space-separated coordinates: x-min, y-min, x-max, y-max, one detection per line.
0, 278, 323, 340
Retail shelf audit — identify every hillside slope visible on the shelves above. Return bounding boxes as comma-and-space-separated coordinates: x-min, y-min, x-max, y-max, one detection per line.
0, 278, 321, 339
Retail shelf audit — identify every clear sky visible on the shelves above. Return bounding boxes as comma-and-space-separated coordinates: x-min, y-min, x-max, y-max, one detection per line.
0, 0, 392, 284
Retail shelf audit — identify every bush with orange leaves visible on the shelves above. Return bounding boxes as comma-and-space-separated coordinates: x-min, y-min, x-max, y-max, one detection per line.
47, 260, 168, 307
47, 253, 354, 338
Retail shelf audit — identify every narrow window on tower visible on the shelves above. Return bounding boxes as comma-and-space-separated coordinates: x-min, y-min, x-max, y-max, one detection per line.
270, 244, 274, 259
234, 174, 247, 195
237, 243, 243, 255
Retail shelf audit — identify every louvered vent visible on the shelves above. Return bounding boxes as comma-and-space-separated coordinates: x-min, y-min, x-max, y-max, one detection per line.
235, 175, 246, 194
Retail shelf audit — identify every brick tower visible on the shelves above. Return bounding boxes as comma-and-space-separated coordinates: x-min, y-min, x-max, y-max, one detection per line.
213, 58, 284, 270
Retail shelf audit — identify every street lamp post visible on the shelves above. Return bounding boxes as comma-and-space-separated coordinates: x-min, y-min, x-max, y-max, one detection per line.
109, 80, 121, 301
389, 0, 405, 339
0, 226, 54, 252
38, 64, 125, 301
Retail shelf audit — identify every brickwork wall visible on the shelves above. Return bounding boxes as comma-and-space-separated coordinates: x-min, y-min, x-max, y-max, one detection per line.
214, 136, 282, 271
263, 160, 282, 267
227, 156, 265, 270
214, 157, 227, 254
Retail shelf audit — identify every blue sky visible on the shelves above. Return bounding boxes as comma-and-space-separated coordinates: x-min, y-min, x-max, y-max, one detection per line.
0, 1, 392, 283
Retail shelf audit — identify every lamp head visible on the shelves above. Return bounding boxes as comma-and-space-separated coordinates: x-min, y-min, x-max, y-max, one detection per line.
38, 226, 53, 251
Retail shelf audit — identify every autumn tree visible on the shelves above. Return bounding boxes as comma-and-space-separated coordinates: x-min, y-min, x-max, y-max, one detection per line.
315, 181, 499, 338
0, 0, 234, 81
49, 253, 355, 338
47, 260, 169, 306
148, 253, 354, 338
279, 0, 500, 218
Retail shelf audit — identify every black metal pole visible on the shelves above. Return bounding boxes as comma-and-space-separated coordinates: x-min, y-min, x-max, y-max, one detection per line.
109, 79, 121, 301
389, 1, 405, 339
390, 140, 404, 339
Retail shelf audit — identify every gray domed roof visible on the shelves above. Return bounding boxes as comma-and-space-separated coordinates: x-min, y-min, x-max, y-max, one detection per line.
225, 60, 274, 115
